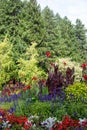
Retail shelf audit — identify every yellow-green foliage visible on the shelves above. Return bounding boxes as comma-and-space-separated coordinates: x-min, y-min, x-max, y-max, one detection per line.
56, 57, 82, 81
65, 82, 87, 99
18, 42, 47, 85
0, 39, 14, 87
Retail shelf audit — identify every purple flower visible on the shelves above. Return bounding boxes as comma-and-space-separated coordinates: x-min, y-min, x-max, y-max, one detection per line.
77, 127, 83, 130
17, 92, 22, 98
0, 112, 2, 116
0, 97, 4, 102
9, 107, 16, 113
0, 125, 2, 130
10, 94, 18, 101
73, 112, 78, 117
7, 97, 12, 102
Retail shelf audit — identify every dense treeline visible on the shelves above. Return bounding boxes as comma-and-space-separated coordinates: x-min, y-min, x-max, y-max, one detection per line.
0, 0, 87, 65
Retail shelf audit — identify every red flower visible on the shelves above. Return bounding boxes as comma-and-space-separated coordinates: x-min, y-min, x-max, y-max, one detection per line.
23, 121, 32, 130
46, 51, 51, 57
6, 114, 17, 124
16, 116, 28, 125
83, 75, 87, 80
82, 120, 87, 127
5, 128, 9, 130
32, 77, 38, 80
23, 85, 31, 91
63, 61, 67, 65
81, 63, 87, 69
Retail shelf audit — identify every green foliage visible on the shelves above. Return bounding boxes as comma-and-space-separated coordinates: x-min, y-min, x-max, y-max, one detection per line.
18, 42, 46, 85
0, 0, 87, 65
14, 98, 87, 120
0, 102, 14, 109
65, 82, 87, 99
0, 39, 15, 87
73, 19, 87, 62
25, 101, 52, 120
65, 100, 87, 119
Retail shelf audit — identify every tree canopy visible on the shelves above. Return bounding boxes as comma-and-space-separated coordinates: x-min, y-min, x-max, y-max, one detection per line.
0, 0, 87, 85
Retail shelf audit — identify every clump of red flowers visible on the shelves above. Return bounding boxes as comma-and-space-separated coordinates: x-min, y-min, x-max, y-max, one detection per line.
83, 75, 87, 81
32, 77, 38, 80
46, 51, 51, 57
23, 85, 31, 91
5, 128, 9, 130
7, 115, 32, 130
0, 108, 32, 130
81, 63, 87, 69
52, 115, 87, 130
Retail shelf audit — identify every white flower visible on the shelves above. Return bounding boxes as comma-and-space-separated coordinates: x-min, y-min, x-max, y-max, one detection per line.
79, 118, 87, 124
0, 116, 2, 119
28, 115, 39, 123
41, 117, 57, 129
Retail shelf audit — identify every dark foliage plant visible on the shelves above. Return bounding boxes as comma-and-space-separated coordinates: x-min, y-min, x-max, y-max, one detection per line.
46, 64, 75, 96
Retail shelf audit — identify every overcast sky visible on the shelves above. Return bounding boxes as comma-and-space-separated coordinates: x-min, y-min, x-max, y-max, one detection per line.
37, 0, 87, 28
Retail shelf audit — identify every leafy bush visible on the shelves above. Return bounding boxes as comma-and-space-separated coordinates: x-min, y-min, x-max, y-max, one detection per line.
18, 42, 47, 85
65, 82, 87, 99
58, 57, 82, 81
0, 39, 15, 87
64, 100, 87, 119
26, 101, 52, 120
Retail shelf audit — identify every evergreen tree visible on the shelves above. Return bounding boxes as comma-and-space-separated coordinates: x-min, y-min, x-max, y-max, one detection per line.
56, 16, 76, 57
18, 42, 46, 85
19, 0, 44, 44
0, 0, 23, 41
0, 38, 15, 87
38, 6, 59, 70
0, 0, 27, 63
74, 19, 87, 62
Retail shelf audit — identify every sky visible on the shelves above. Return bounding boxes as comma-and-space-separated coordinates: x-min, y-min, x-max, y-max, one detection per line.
37, 0, 87, 28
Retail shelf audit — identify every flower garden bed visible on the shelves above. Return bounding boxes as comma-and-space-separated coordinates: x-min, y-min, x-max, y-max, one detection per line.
0, 62, 87, 130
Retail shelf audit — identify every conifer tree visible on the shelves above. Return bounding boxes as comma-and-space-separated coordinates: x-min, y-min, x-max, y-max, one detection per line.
0, 38, 15, 87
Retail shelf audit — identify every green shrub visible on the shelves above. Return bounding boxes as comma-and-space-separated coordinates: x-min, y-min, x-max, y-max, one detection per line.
0, 39, 15, 87
27, 101, 52, 120
18, 42, 47, 85
64, 100, 87, 119
65, 82, 87, 99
